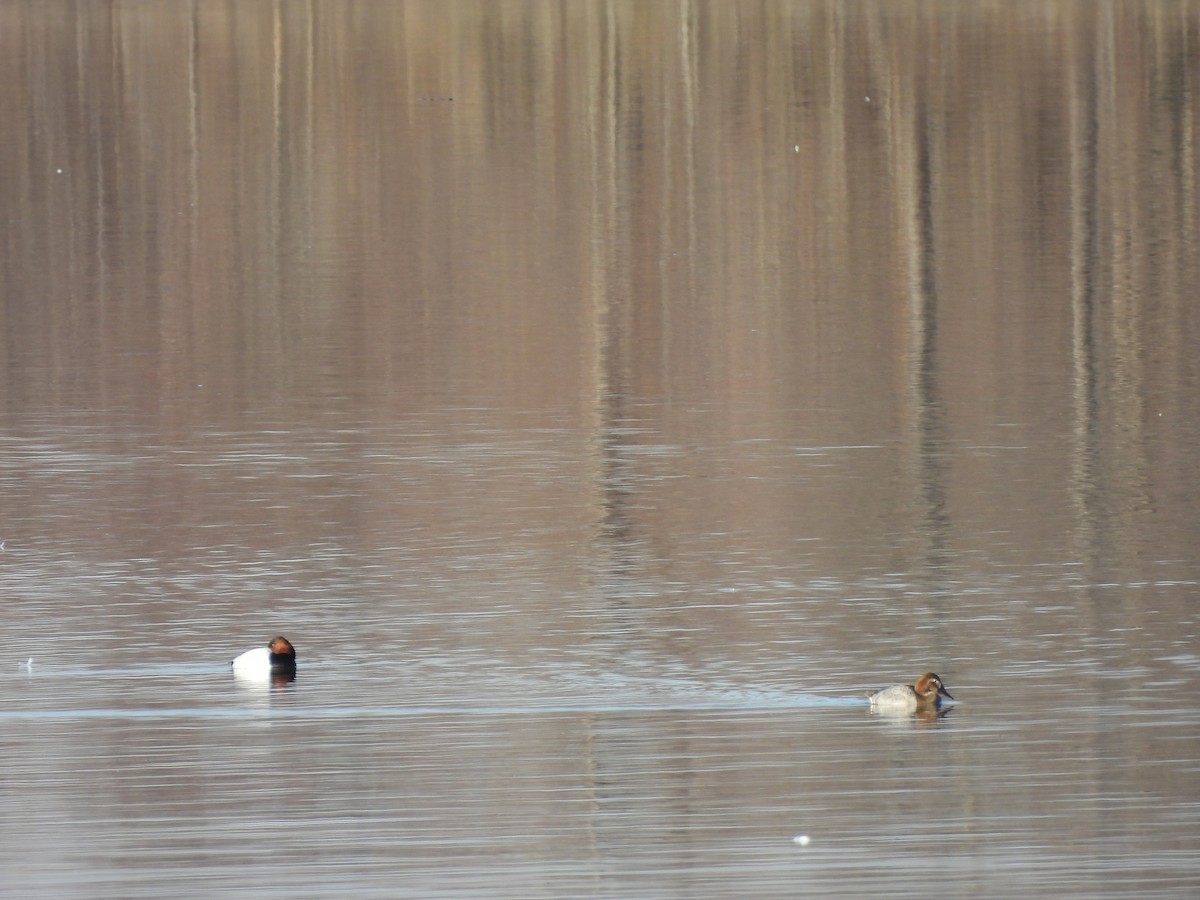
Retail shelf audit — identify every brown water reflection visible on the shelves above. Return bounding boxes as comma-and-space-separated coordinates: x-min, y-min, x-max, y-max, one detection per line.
1, 2, 1198, 897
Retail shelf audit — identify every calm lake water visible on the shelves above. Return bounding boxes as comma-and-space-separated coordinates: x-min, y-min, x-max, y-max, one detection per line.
2, 2, 1199, 897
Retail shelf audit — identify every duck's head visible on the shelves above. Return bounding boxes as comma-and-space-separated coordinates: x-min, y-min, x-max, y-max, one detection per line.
913, 672, 953, 704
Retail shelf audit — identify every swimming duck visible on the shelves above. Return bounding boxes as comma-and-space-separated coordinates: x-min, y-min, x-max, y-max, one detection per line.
868, 672, 953, 714
232, 636, 297, 681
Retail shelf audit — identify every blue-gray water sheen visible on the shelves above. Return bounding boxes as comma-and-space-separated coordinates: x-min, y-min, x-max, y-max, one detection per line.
1, 2, 1198, 897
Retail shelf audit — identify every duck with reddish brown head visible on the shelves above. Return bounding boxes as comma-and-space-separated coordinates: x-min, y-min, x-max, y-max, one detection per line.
868, 672, 954, 714
232, 636, 297, 683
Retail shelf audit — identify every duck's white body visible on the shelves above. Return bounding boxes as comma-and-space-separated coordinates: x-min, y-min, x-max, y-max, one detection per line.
232, 646, 272, 676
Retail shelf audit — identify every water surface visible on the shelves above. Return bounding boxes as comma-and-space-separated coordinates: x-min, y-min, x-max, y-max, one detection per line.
1, 2, 1198, 897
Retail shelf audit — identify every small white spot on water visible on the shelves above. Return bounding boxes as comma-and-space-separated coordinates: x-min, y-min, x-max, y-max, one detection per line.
793, 834, 811, 846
